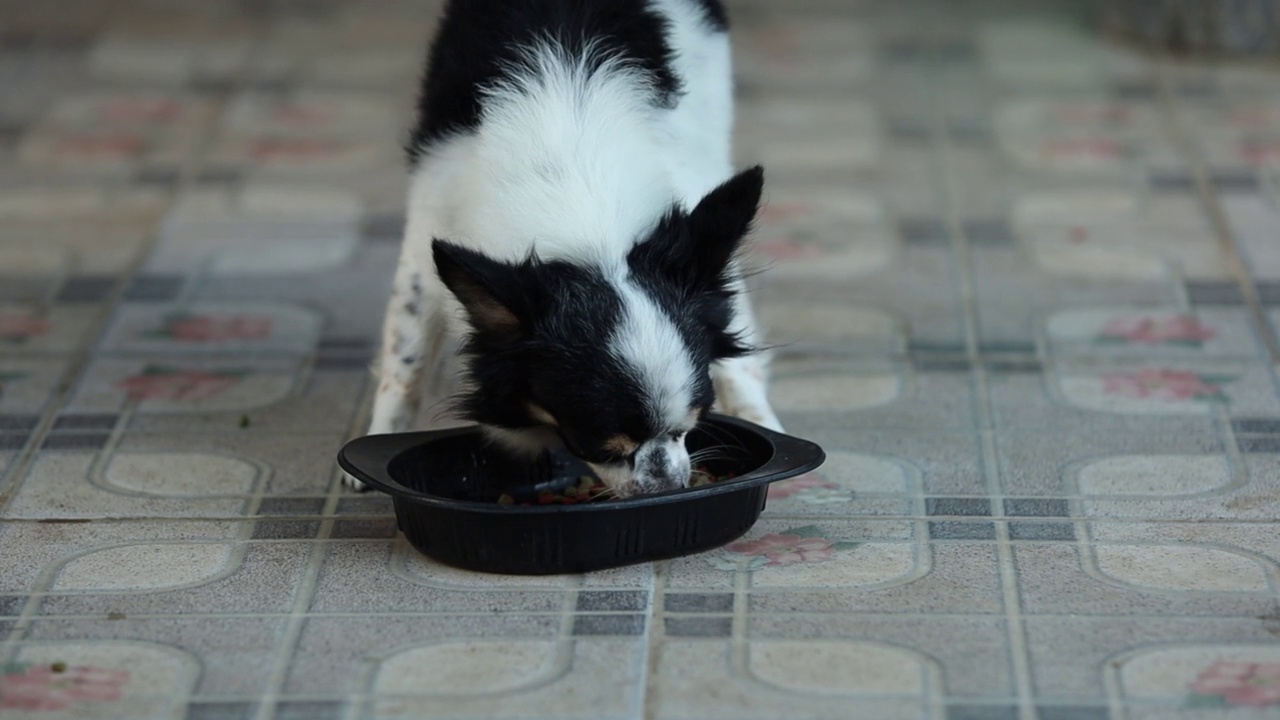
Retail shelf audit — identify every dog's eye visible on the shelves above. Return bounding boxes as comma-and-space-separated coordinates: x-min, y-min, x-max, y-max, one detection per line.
669, 431, 685, 443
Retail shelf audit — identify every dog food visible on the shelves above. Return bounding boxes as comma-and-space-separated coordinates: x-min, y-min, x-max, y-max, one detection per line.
497, 467, 731, 505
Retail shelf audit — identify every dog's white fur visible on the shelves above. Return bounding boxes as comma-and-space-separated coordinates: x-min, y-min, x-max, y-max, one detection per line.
347, 0, 781, 490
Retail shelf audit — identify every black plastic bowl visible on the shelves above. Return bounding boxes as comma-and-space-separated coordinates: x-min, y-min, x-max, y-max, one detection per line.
337, 415, 825, 575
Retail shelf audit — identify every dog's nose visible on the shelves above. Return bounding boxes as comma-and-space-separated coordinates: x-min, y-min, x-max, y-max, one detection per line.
635, 445, 687, 491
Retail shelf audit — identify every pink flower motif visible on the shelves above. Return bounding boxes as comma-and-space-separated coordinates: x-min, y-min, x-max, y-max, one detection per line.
1191, 660, 1280, 708
754, 237, 824, 262
1051, 105, 1132, 124
165, 315, 273, 343
756, 202, 809, 223
1228, 108, 1271, 129
0, 314, 52, 343
1102, 368, 1226, 401
271, 104, 339, 125
99, 98, 184, 124
1241, 140, 1280, 165
1098, 316, 1216, 346
56, 134, 145, 158
727, 533, 836, 566
118, 367, 245, 402
768, 472, 838, 499
0, 665, 129, 711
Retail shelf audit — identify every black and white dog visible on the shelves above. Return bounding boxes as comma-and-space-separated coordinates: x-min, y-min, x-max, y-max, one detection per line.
347, 0, 782, 497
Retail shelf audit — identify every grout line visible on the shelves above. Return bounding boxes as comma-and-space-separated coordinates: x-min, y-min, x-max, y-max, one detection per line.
250, 467, 342, 720
1, 608, 1271, 623
931, 59, 1040, 720
639, 561, 666, 720
1152, 60, 1280, 363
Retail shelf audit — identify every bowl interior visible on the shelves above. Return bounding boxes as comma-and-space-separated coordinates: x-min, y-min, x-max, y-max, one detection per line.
385, 420, 774, 503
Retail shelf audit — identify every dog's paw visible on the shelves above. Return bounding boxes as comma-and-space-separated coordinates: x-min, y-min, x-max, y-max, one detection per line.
341, 470, 370, 492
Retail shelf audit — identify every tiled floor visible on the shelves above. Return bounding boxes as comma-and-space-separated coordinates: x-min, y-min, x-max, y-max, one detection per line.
1, 0, 1280, 718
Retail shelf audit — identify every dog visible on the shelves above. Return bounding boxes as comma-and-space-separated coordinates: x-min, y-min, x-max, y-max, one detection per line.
346, 0, 783, 497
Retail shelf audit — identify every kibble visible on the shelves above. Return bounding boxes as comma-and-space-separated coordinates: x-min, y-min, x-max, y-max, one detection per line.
496, 467, 732, 506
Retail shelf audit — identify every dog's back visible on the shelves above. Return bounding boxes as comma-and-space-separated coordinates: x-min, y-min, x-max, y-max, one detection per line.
400, 0, 734, 265
353, 0, 782, 496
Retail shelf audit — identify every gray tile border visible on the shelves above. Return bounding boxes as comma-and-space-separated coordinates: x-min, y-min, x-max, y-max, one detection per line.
0, 435, 29, 450
52, 414, 118, 431
195, 169, 242, 185
275, 700, 345, 720
1008, 522, 1076, 541
1233, 418, 1280, 434
571, 614, 646, 636
185, 702, 256, 720
899, 216, 947, 245
123, 275, 185, 302
0, 595, 25, 617
664, 616, 733, 637
1237, 436, 1280, 453
0, 414, 40, 430
927, 498, 992, 517
313, 356, 372, 372
360, 214, 405, 243
335, 496, 395, 515
664, 593, 734, 613
948, 705, 1018, 720
963, 219, 1013, 245
251, 520, 321, 540
40, 433, 111, 450
329, 518, 398, 539
257, 498, 327, 516
929, 521, 997, 540
914, 357, 973, 373
576, 591, 649, 612
1003, 499, 1070, 517
1186, 281, 1245, 305
1037, 706, 1110, 720
55, 276, 116, 303
986, 358, 1043, 374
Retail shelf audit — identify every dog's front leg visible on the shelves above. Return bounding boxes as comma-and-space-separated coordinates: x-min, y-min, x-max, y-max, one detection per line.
711, 274, 783, 432
343, 250, 448, 491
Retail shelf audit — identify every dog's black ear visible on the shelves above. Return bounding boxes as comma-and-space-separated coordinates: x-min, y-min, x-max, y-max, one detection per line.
686, 165, 764, 282
432, 240, 525, 342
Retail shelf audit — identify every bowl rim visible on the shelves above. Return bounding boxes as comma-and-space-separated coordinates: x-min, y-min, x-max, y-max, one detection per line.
337, 414, 825, 515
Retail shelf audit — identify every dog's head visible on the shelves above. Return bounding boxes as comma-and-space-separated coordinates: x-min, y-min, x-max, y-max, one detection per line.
433, 166, 764, 497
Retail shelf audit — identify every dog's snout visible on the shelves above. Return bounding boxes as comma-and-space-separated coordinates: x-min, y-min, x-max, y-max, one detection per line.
634, 441, 688, 491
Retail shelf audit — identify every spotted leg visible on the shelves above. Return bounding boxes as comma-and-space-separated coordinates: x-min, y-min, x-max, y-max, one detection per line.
343, 248, 450, 491
710, 273, 783, 432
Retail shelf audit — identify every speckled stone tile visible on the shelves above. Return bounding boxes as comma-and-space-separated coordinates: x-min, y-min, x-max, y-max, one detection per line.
1, 0, 1278, 717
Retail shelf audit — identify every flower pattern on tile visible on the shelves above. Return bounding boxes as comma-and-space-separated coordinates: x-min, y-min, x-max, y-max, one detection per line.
97, 98, 186, 125
53, 134, 146, 160
0, 314, 52, 345
755, 233, 827, 262
1188, 661, 1280, 708
0, 663, 129, 711
147, 314, 273, 343
768, 471, 839, 499
1101, 369, 1233, 402
1096, 316, 1216, 347
118, 365, 247, 402
1240, 139, 1280, 166
710, 526, 860, 571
